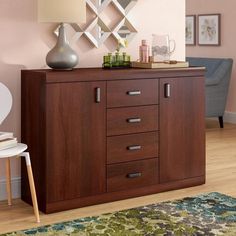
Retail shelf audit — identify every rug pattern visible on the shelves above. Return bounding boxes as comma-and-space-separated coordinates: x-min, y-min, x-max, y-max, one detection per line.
2, 192, 236, 236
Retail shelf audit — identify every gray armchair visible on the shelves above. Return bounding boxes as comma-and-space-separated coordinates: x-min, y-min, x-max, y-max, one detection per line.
186, 57, 233, 128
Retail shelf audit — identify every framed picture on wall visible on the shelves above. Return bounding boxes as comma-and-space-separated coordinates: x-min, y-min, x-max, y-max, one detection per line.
198, 14, 221, 46
186, 15, 196, 45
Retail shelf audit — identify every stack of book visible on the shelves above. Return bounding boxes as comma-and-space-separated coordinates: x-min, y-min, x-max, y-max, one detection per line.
0, 132, 18, 151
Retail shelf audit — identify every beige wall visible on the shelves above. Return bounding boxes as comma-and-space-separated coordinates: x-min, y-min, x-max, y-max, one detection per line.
186, 0, 236, 113
0, 0, 185, 186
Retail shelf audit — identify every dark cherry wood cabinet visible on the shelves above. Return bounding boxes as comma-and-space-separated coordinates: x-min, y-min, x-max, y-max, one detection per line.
21, 67, 205, 213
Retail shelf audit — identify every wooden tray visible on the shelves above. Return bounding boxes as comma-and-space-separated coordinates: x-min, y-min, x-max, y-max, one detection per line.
131, 61, 189, 69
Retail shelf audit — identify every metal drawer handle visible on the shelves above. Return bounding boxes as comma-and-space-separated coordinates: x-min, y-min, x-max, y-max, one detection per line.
126, 172, 142, 178
127, 90, 141, 96
164, 83, 171, 98
127, 118, 142, 123
95, 87, 101, 103
127, 145, 142, 151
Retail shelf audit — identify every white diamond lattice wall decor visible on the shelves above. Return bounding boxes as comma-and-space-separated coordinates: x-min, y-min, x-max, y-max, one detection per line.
55, 0, 138, 48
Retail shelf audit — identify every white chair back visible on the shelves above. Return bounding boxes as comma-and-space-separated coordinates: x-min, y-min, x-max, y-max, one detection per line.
0, 83, 13, 125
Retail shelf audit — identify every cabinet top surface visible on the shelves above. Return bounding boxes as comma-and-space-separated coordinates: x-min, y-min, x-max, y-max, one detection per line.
22, 67, 205, 83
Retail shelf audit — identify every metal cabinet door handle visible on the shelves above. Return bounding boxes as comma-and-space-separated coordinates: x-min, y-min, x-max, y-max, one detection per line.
126, 172, 142, 178
164, 83, 171, 98
127, 90, 141, 96
127, 118, 142, 123
127, 145, 142, 151
95, 87, 101, 103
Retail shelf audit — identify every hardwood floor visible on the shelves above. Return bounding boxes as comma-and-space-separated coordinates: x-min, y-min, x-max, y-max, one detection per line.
0, 120, 236, 234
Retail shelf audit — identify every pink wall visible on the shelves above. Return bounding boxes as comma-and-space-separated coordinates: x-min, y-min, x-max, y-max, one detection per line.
0, 0, 185, 183
186, 0, 236, 113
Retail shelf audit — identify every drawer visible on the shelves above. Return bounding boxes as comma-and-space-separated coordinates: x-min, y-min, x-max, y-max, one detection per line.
107, 105, 158, 136
107, 132, 158, 164
107, 158, 159, 192
107, 79, 159, 108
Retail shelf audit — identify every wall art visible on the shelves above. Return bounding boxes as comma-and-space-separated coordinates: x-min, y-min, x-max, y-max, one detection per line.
185, 15, 196, 45
55, 0, 138, 48
198, 14, 221, 46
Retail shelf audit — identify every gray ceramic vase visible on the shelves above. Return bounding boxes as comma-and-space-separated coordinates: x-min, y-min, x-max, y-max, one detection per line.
46, 23, 78, 70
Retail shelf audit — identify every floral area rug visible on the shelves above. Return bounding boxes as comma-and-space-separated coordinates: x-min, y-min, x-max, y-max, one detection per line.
2, 192, 236, 236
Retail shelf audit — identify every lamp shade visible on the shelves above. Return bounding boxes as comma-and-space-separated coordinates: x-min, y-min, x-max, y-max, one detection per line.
38, 0, 86, 23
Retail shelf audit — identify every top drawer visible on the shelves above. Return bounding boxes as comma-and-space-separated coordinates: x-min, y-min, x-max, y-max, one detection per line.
107, 79, 159, 108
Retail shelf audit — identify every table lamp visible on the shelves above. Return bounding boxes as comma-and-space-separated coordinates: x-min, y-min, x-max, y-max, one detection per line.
38, 0, 86, 70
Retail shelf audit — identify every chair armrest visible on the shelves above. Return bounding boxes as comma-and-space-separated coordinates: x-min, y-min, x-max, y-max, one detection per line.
206, 60, 233, 86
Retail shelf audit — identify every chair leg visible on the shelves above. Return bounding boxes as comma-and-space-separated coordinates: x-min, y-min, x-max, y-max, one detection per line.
21, 152, 40, 223
5, 158, 12, 206
219, 116, 224, 128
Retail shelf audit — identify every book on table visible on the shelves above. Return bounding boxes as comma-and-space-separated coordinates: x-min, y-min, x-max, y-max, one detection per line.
0, 137, 18, 150
0, 132, 14, 141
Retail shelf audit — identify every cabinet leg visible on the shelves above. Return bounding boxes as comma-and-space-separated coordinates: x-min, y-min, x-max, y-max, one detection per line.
5, 158, 12, 206
21, 152, 40, 223
218, 116, 224, 128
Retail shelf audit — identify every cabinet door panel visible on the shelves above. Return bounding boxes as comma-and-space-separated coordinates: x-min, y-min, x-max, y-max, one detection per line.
46, 82, 106, 202
160, 77, 205, 183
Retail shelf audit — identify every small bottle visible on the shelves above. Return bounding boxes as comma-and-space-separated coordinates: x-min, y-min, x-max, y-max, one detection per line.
139, 40, 149, 63
108, 53, 113, 67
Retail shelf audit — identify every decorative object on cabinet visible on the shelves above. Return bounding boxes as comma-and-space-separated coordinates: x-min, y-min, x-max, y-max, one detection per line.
131, 61, 189, 69
0, 83, 40, 223
21, 67, 205, 214
103, 39, 131, 68
54, 0, 138, 48
103, 52, 131, 68
198, 14, 221, 46
38, 0, 86, 70
152, 34, 176, 62
139, 40, 150, 63
186, 15, 196, 45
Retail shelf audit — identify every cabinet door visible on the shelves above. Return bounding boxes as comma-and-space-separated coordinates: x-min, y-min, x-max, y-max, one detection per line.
46, 82, 106, 202
160, 77, 205, 183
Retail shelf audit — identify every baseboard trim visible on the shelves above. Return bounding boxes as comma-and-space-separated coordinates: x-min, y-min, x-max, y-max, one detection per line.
224, 111, 236, 124
0, 177, 21, 201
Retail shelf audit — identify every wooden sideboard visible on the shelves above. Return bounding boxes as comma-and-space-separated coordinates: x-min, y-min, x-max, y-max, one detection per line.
21, 67, 205, 213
